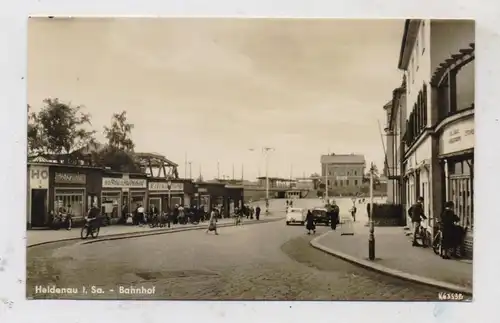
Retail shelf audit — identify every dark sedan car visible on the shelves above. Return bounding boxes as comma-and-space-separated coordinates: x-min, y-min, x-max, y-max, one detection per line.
312, 207, 329, 226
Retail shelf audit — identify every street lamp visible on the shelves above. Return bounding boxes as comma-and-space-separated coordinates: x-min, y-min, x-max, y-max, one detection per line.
167, 179, 172, 210
368, 162, 375, 260
263, 147, 274, 215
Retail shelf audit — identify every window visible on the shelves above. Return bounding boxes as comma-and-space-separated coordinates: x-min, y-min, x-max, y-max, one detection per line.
403, 84, 428, 146
421, 21, 426, 54
54, 189, 85, 219
411, 58, 415, 84
355, 179, 358, 186
354, 170, 357, 175
416, 39, 420, 70
346, 180, 350, 186
334, 180, 338, 186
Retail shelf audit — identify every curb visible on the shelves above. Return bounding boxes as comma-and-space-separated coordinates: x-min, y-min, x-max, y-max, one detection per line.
27, 216, 284, 248
310, 232, 473, 295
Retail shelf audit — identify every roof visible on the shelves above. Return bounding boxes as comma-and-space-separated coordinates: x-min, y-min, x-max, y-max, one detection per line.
256, 177, 294, 182
397, 19, 422, 70
320, 154, 366, 165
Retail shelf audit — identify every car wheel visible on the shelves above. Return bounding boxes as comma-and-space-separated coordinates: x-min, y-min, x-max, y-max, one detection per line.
286, 221, 290, 225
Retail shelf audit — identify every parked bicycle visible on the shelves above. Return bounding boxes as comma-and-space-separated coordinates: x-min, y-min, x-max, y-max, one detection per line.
413, 221, 432, 247
430, 218, 442, 255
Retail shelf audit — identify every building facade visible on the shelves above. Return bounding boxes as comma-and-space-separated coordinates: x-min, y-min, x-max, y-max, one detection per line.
320, 154, 366, 194
394, 19, 474, 257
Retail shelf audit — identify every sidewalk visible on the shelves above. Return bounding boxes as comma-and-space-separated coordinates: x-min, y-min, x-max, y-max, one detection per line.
27, 213, 284, 247
311, 206, 473, 294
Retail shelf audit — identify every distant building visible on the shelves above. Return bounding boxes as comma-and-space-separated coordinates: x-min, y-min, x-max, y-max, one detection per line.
320, 154, 366, 191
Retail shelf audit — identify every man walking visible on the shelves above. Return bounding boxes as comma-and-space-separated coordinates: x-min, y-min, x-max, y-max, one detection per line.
409, 197, 427, 247
255, 205, 261, 220
331, 201, 340, 230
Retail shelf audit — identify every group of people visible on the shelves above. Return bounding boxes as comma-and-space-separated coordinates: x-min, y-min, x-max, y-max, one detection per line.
125, 203, 210, 227
409, 196, 464, 259
304, 201, 342, 235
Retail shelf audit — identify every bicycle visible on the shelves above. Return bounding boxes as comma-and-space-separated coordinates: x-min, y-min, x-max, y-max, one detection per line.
413, 221, 432, 247
430, 218, 442, 255
81, 217, 100, 239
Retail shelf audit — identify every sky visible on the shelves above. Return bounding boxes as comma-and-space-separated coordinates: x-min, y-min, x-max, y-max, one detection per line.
28, 18, 404, 181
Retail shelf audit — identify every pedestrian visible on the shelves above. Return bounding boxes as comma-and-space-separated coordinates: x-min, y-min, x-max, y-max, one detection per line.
409, 197, 427, 247
330, 201, 340, 230
165, 207, 172, 228
206, 208, 218, 235
351, 204, 357, 222
306, 210, 316, 235
255, 205, 261, 220
439, 201, 460, 259
137, 204, 146, 226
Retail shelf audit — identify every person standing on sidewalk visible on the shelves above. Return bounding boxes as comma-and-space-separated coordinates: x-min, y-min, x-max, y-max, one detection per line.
255, 205, 261, 220
206, 208, 219, 235
330, 201, 340, 230
409, 197, 427, 247
440, 201, 460, 259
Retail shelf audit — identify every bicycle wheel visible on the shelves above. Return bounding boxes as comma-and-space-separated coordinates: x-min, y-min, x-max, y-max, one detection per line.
91, 227, 100, 238
80, 226, 89, 239
432, 232, 441, 255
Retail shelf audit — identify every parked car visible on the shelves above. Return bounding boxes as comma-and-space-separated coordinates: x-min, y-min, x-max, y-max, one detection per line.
286, 207, 306, 226
312, 207, 329, 226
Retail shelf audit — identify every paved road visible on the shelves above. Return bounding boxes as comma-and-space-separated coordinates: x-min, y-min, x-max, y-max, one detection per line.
27, 198, 442, 300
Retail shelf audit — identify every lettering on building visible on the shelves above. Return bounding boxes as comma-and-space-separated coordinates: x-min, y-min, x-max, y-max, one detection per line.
55, 172, 86, 185
102, 177, 147, 189
148, 182, 184, 191
30, 166, 49, 189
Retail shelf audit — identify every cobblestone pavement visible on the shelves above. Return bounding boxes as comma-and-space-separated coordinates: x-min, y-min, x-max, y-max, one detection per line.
27, 205, 445, 300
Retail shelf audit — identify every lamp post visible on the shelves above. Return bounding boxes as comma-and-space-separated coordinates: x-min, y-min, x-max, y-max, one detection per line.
188, 162, 192, 180
368, 162, 375, 260
167, 179, 172, 210
263, 147, 274, 215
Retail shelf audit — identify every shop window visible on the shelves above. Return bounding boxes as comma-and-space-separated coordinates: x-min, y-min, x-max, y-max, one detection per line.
54, 189, 84, 219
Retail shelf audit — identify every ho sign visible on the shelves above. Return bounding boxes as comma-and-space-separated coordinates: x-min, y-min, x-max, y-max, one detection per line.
30, 166, 49, 189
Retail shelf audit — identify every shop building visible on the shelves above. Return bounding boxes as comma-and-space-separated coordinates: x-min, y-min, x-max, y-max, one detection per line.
101, 172, 148, 223
147, 179, 191, 213
192, 182, 244, 217
27, 163, 103, 227
396, 19, 474, 256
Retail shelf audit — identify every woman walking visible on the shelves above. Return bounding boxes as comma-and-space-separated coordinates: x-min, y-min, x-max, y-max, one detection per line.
306, 210, 316, 235
206, 207, 219, 235
440, 201, 459, 259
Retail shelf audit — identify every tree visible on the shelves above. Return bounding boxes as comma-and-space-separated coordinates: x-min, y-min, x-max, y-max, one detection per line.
28, 99, 96, 163
94, 111, 140, 172
104, 111, 135, 151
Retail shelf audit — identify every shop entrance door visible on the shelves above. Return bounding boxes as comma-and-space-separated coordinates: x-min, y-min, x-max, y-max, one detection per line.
31, 189, 47, 227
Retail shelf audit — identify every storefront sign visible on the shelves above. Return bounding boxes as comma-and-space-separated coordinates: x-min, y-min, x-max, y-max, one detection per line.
55, 172, 86, 185
30, 165, 49, 189
198, 188, 208, 193
102, 177, 147, 189
148, 182, 184, 191
439, 118, 474, 156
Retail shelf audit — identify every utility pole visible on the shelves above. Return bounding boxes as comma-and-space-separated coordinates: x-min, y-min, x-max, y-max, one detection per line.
188, 161, 192, 180
263, 147, 274, 215
369, 162, 375, 260
241, 164, 244, 181
232, 164, 235, 180
217, 161, 220, 180
184, 152, 187, 179
325, 161, 329, 202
